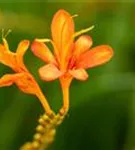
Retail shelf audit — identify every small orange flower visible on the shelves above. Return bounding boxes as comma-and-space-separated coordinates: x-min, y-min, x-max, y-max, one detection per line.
31, 9, 113, 85
31, 9, 114, 114
0, 36, 37, 94
0, 33, 52, 115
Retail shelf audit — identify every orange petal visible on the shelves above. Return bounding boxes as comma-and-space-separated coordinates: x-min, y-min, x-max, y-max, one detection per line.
31, 41, 56, 64
17, 40, 29, 60
77, 45, 113, 69
0, 44, 5, 53
0, 43, 17, 70
39, 64, 63, 81
74, 35, 93, 57
16, 40, 30, 71
0, 44, 7, 63
51, 9, 74, 52
0, 73, 23, 87
69, 69, 88, 81
15, 73, 39, 95
0, 73, 39, 95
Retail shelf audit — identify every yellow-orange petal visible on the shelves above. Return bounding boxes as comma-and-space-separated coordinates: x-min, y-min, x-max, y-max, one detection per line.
51, 9, 74, 52
77, 45, 113, 69
31, 41, 56, 64
0, 73, 39, 95
0, 43, 17, 70
2, 37, 10, 52
0, 44, 5, 53
0, 44, 6, 63
74, 35, 93, 58
0, 73, 23, 87
16, 40, 30, 71
15, 73, 39, 95
69, 69, 88, 81
39, 64, 63, 81
17, 40, 29, 60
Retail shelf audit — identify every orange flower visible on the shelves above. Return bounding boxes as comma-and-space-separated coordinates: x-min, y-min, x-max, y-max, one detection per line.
0, 33, 52, 115
31, 9, 114, 114
31, 9, 113, 84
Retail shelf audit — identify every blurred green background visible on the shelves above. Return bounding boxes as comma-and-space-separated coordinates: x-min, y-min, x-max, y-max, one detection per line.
0, 1, 135, 150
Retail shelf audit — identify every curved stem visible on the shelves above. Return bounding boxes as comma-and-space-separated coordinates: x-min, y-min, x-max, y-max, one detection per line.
36, 91, 53, 116
59, 77, 72, 115
60, 86, 69, 115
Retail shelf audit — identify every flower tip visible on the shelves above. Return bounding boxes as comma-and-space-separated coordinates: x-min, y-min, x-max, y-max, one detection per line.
56, 9, 68, 14
54, 9, 71, 19
22, 40, 30, 46
103, 45, 114, 59
31, 40, 41, 52
80, 35, 93, 46
18, 40, 30, 51
94, 45, 114, 64
79, 73, 89, 81
69, 69, 89, 81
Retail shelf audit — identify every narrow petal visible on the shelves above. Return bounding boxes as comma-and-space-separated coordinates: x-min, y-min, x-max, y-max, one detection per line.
16, 40, 30, 71
17, 40, 29, 60
31, 41, 56, 64
0, 44, 7, 63
51, 9, 74, 52
69, 69, 88, 81
34, 38, 60, 63
77, 45, 113, 69
74, 35, 93, 57
0, 73, 23, 87
39, 64, 63, 81
0, 44, 16, 70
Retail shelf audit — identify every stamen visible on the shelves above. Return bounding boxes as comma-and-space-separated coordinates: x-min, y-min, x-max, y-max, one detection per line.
35, 38, 51, 43
74, 25, 95, 37
72, 14, 78, 18
1, 28, 12, 39
4, 29, 12, 38
1, 28, 4, 38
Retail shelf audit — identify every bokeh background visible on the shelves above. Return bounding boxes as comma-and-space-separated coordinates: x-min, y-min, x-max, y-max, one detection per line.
0, 1, 135, 150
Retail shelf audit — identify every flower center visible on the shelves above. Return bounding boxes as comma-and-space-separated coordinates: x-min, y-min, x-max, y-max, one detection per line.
68, 56, 76, 70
